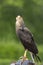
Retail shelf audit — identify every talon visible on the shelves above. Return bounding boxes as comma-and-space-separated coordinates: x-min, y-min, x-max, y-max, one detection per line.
23, 49, 28, 61
19, 56, 23, 59
19, 49, 28, 62
23, 56, 28, 61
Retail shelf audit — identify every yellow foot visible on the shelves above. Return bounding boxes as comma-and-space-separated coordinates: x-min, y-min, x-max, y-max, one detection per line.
19, 49, 28, 61
23, 56, 28, 61
19, 56, 28, 61
19, 56, 28, 65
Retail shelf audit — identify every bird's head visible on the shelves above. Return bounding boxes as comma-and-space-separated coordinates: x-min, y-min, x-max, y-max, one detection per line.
16, 15, 24, 28
16, 15, 23, 21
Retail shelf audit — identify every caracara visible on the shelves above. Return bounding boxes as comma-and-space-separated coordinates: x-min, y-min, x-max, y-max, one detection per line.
15, 15, 41, 63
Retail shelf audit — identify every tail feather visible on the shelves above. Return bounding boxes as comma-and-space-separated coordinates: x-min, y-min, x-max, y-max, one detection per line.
32, 54, 41, 62
36, 55, 41, 62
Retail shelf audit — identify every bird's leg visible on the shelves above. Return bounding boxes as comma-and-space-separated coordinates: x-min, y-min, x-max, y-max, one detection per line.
23, 49, 28, 61
24, 49, 27, 57
19, 49, 28, 62
19, 49, 28, 65
30, 52, 35, 63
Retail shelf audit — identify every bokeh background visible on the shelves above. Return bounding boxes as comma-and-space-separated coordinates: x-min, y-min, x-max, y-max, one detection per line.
0, 0, 43, 65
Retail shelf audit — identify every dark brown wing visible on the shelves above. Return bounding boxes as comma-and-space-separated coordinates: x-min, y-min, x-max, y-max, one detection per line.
17, 27, 38, 54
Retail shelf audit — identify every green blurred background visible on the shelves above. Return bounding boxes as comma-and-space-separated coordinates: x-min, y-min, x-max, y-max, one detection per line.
0, 0, 43, 65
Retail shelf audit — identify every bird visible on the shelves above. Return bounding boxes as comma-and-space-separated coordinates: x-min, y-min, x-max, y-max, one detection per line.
15, 15, 41, 63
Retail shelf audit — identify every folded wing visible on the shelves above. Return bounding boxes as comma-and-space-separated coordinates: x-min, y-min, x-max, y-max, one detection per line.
17, 27, 38, 54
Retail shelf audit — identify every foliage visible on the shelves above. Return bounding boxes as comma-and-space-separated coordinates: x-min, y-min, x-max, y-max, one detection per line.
0, 42, 42, 65
0, 0, 43, 65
